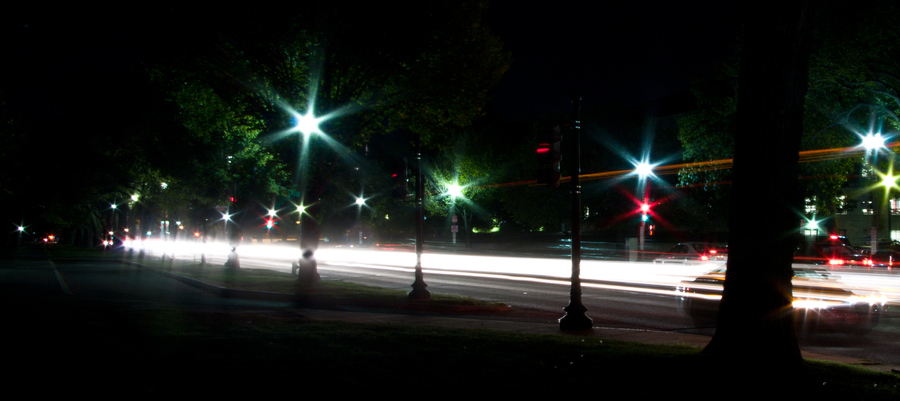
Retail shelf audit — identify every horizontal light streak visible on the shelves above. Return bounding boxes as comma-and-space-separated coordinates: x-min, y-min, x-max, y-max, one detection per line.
126, 240, 900, 305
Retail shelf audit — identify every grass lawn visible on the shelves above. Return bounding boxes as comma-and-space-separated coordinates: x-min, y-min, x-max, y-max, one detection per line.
24, 245, 900, 397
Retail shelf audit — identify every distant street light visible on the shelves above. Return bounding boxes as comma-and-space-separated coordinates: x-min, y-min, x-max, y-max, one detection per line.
446, 182, 464, 200
16, 224, 25, 245
876, 164, 899, 243
355, 195, 368, 245
634, 161, 654, 180
633, 159, 656, 252
862, 132, 886, 153
862, 132, 891, 252
286, 106, 332, 282
292, 110, 326, 138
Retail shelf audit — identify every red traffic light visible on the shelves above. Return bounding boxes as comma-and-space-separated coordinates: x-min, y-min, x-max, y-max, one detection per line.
536, 125, 562, 187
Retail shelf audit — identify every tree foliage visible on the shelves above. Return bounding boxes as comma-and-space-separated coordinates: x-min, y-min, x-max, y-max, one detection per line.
138, 1, 510, 246
676, 0, 900, 231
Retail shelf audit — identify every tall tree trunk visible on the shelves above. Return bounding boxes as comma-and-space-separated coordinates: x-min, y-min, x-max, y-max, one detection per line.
704, 1, 812, 366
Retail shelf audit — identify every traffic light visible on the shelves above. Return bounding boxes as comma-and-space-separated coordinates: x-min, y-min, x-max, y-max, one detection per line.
640, 202, 650, 221
536, 125, 562, 187
391, 158, 409, 200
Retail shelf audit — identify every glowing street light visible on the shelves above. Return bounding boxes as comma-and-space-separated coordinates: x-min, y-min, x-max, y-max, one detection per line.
16, 224, 25, 245
291, 109, 328, 138
876, 164, 900, 242
862, 131, 894, 251
634, 161, 654, 179
862, 132, 886, 152
446, 182, 464, 200
878, 167, 899, 191
632, 158, 657, 253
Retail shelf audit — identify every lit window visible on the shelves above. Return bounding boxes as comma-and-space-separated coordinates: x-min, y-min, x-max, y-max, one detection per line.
862, 200, 874, 215
804, 197, 817, 214
836, 195, 848, 215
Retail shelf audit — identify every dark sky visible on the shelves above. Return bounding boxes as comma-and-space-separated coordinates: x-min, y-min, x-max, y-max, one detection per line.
4, 2, 743, 124
486, 1, 743, 121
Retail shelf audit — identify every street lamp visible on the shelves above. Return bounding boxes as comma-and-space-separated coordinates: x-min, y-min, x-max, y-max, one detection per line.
559, 94, 591, 331
355, 195, 367, 245
286, 106, 331, 282
876, 164, 899, 244
108, 203, 118, 249
445, 181, 465, 245
632, 159, 657, 253
862, 132, 889, 252
266, 208, 277, 242
447, 182, 464, 200
862, 132, 886, 155
16, 224, 25, 246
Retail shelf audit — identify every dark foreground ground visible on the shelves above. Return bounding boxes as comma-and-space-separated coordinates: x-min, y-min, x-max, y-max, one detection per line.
2, 245, 899, 398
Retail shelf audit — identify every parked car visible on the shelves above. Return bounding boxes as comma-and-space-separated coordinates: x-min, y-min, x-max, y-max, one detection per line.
653, 242, 727, 264
676, 266, 886, 336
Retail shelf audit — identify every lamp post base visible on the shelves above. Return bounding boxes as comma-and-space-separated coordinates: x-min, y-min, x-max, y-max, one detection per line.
559, 303, 593, 332
408, 265, 431, 300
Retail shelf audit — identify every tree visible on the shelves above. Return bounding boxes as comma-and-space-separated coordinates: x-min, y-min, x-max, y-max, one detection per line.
677, 0, 900, 231
704, 1, 811, 369
425, 129, 503, 245
151, 2, 510, 262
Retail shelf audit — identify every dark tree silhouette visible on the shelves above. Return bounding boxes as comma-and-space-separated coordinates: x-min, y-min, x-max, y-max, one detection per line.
704, 1, 812, 367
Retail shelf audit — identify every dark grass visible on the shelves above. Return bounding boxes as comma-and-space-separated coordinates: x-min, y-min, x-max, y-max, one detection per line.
13, 245, 900, 397
5, 299, 899, 398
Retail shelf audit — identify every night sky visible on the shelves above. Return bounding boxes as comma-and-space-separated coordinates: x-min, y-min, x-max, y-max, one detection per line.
4, 2, 743, 124
486, 1, 742, 121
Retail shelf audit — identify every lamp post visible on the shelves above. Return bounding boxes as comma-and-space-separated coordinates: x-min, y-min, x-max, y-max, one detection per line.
107, 202, 118, 249
355, 196, 366, 245
446, 182, 464, 245
559, 94, 592, 331
634, 161, 655, 252
266, 208, 277, 243
877, 166, 899, 245
409, 134, 431, 300
290, 109, 327, 282
863, 132, 887, 252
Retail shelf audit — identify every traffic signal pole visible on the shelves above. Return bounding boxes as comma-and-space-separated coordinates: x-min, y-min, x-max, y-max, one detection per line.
559, 94, 593, 331
409, 134, 431, 300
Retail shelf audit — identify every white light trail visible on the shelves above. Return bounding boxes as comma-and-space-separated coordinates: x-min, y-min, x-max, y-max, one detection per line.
124, 241, 900, 305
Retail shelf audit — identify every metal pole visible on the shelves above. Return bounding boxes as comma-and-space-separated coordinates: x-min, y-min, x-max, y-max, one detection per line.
409, 134, 431, 300
560, 94, 592, 331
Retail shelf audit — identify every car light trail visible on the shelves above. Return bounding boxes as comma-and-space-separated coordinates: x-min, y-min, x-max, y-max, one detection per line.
125, 240, 900, 305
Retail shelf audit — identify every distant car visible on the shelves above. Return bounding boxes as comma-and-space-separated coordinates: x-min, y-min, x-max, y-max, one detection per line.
653, 242, 727, 264
676, 266, 885, 336
815, 244, 870, 267
869, 250, 900, 268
